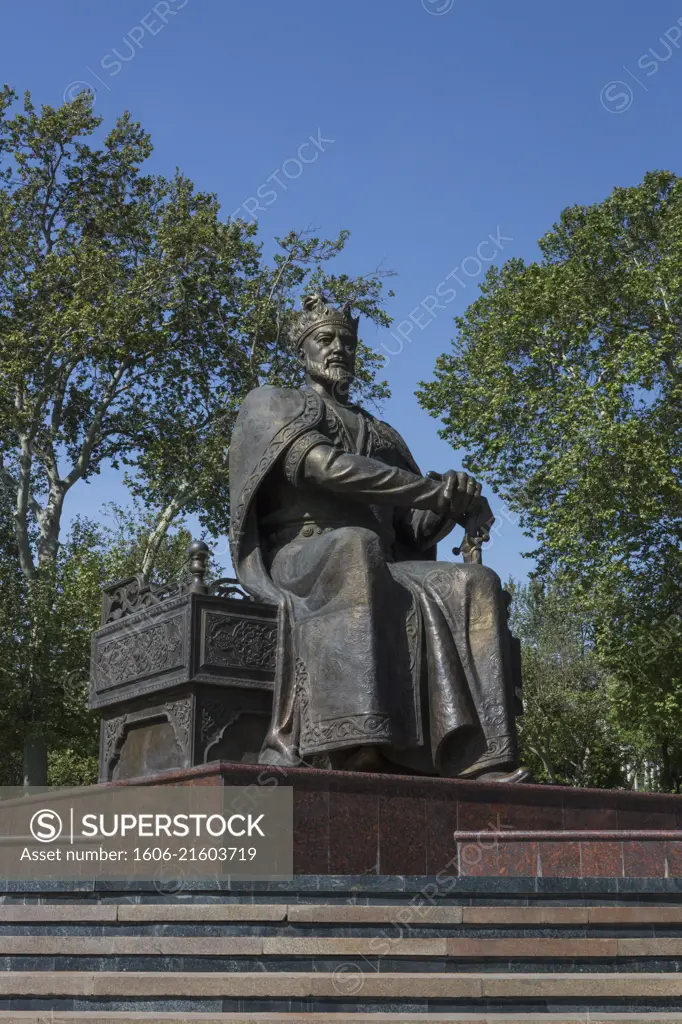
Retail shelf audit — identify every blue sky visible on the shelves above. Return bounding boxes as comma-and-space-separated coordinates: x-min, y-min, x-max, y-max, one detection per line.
3, 0, 681, 582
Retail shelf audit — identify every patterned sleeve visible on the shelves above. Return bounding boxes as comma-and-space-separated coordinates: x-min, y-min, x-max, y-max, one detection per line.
282, 430, 332, 486
372, 419, 422, 475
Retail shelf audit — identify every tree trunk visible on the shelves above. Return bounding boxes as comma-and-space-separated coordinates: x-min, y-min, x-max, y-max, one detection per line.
140, 489, 190, 581
23, 552, 60, 789
528, 741, 557, 784
23, 735, 47, 787
661, 742, 672, 793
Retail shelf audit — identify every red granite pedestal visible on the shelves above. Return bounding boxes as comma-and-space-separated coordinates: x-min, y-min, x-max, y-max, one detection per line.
123, 760, 682, 880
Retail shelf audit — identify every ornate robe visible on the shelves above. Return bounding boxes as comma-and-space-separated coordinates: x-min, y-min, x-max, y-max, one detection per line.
228, 384, 520, 776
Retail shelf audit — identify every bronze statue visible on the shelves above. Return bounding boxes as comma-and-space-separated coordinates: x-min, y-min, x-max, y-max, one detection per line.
229, 295, 530, 781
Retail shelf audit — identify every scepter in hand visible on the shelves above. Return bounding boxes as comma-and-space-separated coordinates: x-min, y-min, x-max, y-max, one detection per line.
452, 495, 494, 564
426, 470, 494, 565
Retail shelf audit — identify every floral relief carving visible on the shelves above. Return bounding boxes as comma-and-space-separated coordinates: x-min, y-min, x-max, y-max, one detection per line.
164, 697, 193, 757
103, 715, 126, 769
96, 617, 183, 688
205, 614, 277, 671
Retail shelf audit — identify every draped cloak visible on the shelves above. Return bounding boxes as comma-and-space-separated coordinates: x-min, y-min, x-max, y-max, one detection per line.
228, 384, 519, 776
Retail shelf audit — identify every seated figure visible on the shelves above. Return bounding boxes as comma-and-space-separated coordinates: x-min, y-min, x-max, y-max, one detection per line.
228, 294, 529, 782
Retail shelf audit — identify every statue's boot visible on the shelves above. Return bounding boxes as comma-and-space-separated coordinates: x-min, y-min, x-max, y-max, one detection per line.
470, 766, 533, 784
259, 736, 300, 767
341, 745, 387, 773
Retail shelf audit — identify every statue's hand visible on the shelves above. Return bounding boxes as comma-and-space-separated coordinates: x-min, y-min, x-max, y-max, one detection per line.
453, 496, 495, 564
463, 494, 495, 540
427, 470, 482, 520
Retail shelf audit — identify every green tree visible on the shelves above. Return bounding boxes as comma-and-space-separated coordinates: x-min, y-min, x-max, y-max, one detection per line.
0, 86, 392, 782
0, 506, 194, 786
419, 171, 682, 789
0, 486, 25, 784
595, 558, 682, 791
509, 580, 626, 789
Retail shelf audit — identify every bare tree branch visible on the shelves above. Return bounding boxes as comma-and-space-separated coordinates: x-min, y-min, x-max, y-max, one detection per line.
140, 484, 193, 581
62, 358, 133, 491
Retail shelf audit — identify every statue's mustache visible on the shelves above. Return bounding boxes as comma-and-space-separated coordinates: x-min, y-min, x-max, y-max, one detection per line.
308, 356, 353, 372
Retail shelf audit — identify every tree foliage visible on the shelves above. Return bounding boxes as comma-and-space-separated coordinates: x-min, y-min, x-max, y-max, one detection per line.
595, 558, 682, 792
420, 171, 682, 789
0, 505, 194, 786
509, 580, 626, 789
0, 86, 392, 779
419, 170, 681, 582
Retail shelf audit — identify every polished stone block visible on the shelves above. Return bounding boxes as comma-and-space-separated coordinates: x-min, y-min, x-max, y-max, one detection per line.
580, 842, 624, 878
538, 840, 581, 878
379, 793, 427, 876
623, 839, 668, 878
110, 761, 682, 880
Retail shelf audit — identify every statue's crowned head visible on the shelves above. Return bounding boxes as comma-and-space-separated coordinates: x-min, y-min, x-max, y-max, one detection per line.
290, 293, 360, 393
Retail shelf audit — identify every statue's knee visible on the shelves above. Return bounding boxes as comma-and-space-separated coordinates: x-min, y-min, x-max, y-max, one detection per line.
462, 563, 502, 601
332, 526, 384, 559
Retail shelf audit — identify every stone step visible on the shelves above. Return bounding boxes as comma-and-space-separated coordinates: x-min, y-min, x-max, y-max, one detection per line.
6, 880, 682, 905
6, 873, 682, 893
1, 970, 682, 999
2, 1016, 682, 1024
5, 935, 682, 958
4, 1015, 682, 1023
4, 903, 682, 924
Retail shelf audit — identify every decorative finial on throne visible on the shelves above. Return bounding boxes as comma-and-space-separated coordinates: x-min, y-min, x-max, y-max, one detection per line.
187, 539, 210, 594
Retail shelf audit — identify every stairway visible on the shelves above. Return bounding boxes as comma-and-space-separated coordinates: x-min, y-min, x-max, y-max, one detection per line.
3, 877, 682, 1020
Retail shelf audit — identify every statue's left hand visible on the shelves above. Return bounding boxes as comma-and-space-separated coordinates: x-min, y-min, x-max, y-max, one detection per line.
428, 471, 495, 561
463, 494, 495, 539
454, 496, 495, 564
426, 470, 481, 521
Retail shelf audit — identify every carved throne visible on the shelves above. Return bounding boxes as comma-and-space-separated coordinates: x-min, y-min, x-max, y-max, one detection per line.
89, 542, 278, 782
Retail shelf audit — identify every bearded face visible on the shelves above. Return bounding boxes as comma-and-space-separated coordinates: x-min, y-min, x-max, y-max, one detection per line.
300, 324, 357, 391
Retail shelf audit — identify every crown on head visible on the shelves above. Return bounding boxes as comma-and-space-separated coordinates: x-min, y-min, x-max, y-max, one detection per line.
289, 293, 360, 350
